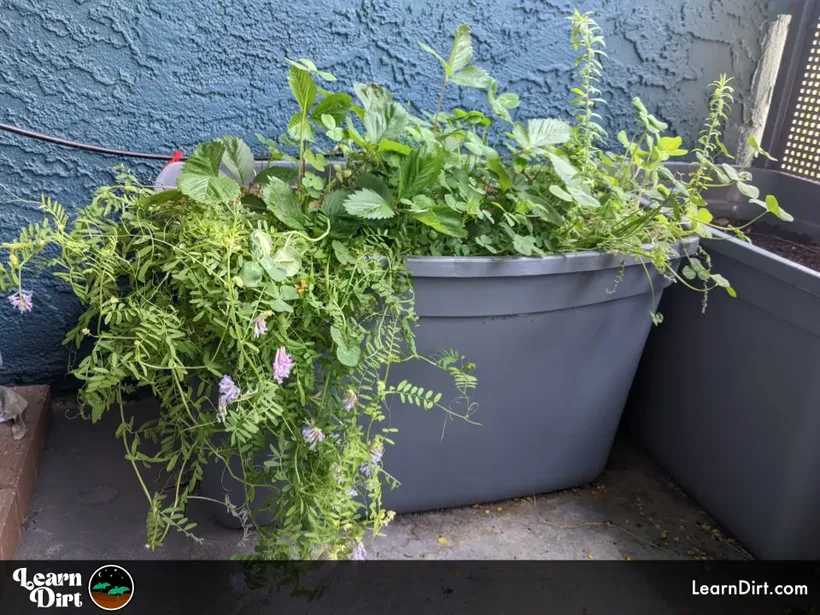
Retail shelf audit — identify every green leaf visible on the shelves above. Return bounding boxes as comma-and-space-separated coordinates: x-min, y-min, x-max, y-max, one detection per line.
658, 136, 683, 152
547, 152, 580, 187
218, 136, 255, 185
311, 93, 353, 125
330, 325, 360, 367
513, 118, 571, 150
710, 273, 731, 288
764, 194, 793, 222
336, 345, 361, 367
487, 156, 512, 191
287, 113, 315, 142
451, 65, 493, 89
252, 165, 298, 187
549, 185, 573, 202
238, 262, 265, 288
398, 144, 445, 199
412, 206, 467, 237
512, 235, 537, 256
343, 189, 394, 219
721, 163, 740, 182
177, 142, 240, 205
529, 198, 564, 225
682, 266, 696, 280
140, 189, 182, 207
262, 177, 305, 230
279, 285, 301, 301
495, 92, 520, 109
355, 172, 393, 203
332, 240, 357, 265
364, 100, 409, 143
260, 257, 287, 282
250, 229, 273, 259
329, 325, 345, 347
569, 187, 600, 207
736, 182, 759, 200
270, 299, 293, 313
487, 80, 512, 123
288, 66, 317, 112
272, 246, 301, 277
696, 208, 713, 224
448, 24, 473, 73
378, 140, 412, 155
418, 42, 450, 74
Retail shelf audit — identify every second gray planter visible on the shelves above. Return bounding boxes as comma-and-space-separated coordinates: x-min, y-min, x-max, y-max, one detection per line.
627, 169, 820, 560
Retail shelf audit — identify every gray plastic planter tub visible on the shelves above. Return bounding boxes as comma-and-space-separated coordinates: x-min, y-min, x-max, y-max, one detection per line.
627, 168, 820, 560
155, 161, 697, 522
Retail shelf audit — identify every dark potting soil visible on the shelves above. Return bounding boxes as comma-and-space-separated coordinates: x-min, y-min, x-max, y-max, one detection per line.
713, 218, 820, 274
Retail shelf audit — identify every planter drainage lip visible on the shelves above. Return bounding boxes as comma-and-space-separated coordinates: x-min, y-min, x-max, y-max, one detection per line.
706, 228, 820, 299
407, 237, 698, 278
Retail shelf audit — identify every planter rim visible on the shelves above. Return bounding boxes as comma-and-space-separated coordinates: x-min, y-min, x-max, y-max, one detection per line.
406, 236, 699, 278
705, 228, 820, 298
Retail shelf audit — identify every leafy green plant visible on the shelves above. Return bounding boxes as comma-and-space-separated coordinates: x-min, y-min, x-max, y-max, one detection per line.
0, 10, 789, 561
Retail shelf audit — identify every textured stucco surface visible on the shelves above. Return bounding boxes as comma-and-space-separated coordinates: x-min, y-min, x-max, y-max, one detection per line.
0, 0, 789, 384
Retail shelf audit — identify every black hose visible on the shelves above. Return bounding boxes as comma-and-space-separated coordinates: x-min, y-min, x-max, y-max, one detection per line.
0, 122, 184, 161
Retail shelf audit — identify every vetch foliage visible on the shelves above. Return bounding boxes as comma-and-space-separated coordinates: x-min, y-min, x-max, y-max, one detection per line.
0, 10, 789, 560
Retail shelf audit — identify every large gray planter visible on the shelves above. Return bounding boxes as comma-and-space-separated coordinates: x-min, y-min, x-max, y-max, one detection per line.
627, 168, 820, 560
155, 161, 696, 522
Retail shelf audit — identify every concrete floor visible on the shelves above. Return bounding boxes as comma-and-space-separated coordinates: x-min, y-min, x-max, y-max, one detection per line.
15, 396, 750, 561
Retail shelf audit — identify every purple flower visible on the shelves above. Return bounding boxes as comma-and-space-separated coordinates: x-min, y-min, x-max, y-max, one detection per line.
217, 375, 239, 422
219, 375, 240, 404
252, 315, 267, 338
359, 441, 384, 477
8, 290, 33, 313
273, 346, 293, 384
349, 542, 367, 561
302, 423, 325, 450
343, 390, 357, 411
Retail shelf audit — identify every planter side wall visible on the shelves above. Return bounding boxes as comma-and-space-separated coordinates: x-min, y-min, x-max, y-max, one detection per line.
627, 239, 820, 560
380, 256, 684, 513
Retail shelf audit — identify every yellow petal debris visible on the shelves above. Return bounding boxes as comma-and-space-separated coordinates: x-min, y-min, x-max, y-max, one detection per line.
497, 507, 503, 512
673, 536, 680, 542
625, 555, 632, 561
438, 537, 448, 545
586, 553, 594, 560
484, 509, 490, 514
660, 531, 668, 540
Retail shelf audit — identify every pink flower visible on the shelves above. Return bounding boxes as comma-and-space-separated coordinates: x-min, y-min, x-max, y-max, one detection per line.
8, 290, 33, 313
273, 346, 293, 384
302, 422, 325, 450
343, 390, 357, 411
252, 315, 267, 338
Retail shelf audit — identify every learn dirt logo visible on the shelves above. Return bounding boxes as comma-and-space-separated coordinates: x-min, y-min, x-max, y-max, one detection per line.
87, 565, 134, 611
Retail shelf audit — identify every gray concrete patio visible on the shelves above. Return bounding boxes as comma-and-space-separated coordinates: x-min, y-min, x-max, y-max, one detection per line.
14, 395, 751, 561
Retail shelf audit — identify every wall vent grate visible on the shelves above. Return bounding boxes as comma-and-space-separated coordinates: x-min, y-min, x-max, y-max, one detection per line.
781, 22, 820, 179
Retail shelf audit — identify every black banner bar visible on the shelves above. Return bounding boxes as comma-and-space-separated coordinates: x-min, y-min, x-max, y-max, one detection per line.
1, 561, 818, 614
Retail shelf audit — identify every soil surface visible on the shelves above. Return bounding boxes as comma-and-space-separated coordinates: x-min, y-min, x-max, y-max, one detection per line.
714, 218, 820, 273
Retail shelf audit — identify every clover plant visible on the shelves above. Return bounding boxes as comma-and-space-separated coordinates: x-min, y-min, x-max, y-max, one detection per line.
0, 10, 789, 560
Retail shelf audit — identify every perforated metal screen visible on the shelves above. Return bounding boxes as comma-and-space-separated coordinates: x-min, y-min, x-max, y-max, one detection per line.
781, 22, 820, 178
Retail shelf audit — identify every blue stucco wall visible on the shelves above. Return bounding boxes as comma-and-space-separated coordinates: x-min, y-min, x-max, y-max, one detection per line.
0, 0, 789, 385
